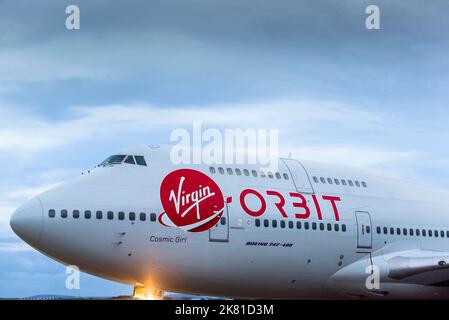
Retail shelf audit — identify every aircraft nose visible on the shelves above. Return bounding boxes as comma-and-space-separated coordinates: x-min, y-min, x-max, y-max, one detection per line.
10, 197, 43, 247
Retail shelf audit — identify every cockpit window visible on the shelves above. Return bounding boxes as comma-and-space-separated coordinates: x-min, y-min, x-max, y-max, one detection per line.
100, 154, 147, 167
135, 156, 147, 166
124, 155, 136, 164
100, 155, 126, 166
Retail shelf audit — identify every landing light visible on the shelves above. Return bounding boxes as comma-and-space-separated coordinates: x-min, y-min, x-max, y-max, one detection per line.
133, 285, 164, 300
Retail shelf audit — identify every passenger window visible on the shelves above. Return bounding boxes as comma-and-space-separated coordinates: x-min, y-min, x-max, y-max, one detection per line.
107, 211, 114, 220
376, 226, 381, 234
280, 220, 286, 228
49, 209, 56, 218
272, 220, 277, 228
209, 167, 216, 174
390, 227, 394, 235
263, 219, 269, 227
255, 219, 260, 227
96, 211, 103, 219
383, 227, 387, 234
150, 213, 157, 222
140, 212, 146, 221
361, 181, 367, 188
124, 155, 136, 165
441, 231, 445, 238
334, 179, 340, 185
129, 212, 136, 221
312, 222, 317, 230
348, 180, 354, 186
135, 155, 147, 166
313, 176, 319, 183
416, 229, 420, 236
327, 178, 333, 184
422, 229, 426, 237
334, 224, 339, 232
296, 221, 302, 229
243, 169, 250, 176
320, 177, 326, 183
355, 181, 360, 187
252, 170, 258, 177
327, 223, 332, 231
396, 228, 401, 235
283, 173, 289, 180
260, 171, 266, 178
304, 222, 309, 230
226, 168, 233, 175
409, 228, 414, 236
275, 172, 281, 179
267, 172, 274, 179
428, 230, 433, 237
218, 167, 225, 174
235, 168, 242, 176
341, 179, 347, 186
84, 210, 91, 219
366, 226, 371, 234
447, 231, 449, 238
118, 211, 125, 220
73, 210, 79, 219
435, 230, 439, 237
289, 221, 294, 229
319, 223, 324, 230
342, 224, 347, 232
220, 217, 226, 225
61, 209, 68, 218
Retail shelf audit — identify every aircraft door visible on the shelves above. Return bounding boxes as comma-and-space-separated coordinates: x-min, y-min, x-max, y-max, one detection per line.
209, 201, 229, 242
281, 158, 314, 194
355, 211, 372, 249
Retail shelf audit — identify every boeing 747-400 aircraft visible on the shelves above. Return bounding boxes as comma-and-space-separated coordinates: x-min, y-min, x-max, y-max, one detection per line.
10, 145, 449, 299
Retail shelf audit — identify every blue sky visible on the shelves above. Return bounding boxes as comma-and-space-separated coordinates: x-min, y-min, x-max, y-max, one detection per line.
1, 0, 449, 297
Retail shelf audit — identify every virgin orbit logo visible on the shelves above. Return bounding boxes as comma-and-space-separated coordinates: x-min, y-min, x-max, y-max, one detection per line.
159, 169, 225, 232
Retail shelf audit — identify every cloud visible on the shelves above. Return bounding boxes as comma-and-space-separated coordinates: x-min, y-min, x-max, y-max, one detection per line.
1, 0, 448, 107
0, 100, 390, 153
0, 204, 17, 236
6, 183, 61, 200
0, 40, 106, 84
0, 100, 429, 188
287, 145, 422, 169
0, 99, 425, 180
0, 181, 67, 236
0, 249, 130, 298
0, 242, 34, 252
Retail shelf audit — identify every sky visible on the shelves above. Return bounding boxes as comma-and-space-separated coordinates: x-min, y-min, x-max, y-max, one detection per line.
1, 0, 449, 297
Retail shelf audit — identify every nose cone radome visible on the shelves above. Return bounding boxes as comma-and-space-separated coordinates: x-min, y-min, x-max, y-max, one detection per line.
10, 197, 43, 247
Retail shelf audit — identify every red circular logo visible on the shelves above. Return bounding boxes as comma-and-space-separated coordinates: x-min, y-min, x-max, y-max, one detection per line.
159, 169, 224, 232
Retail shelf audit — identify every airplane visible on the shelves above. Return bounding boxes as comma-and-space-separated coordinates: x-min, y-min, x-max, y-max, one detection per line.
9, 145, 449, 299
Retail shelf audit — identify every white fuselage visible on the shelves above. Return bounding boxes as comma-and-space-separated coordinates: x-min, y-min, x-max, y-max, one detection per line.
10, 146, 449, 299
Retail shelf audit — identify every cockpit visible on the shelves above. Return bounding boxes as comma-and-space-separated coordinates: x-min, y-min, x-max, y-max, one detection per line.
99, 154, 147, 166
